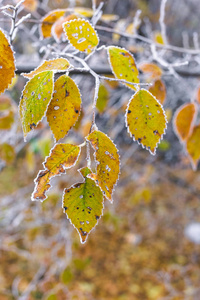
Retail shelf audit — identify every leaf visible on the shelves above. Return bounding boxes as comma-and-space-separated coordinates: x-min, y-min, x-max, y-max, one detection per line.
62, 167, 104, 243
154, 31, 164, 45
196, 86, 200, 104
52, 15, 78, 42
46, 75, 82, 141
22, 58, 70, 79
0, 30, 15, 95
148, 79, 166, 105
173, 102, 197, 143
63, 19, 99, 54
40, 9, 66, 39
86, 130, 120, 202
186, 125, 200, 170
107, 46, 139, 91
73, 7, 94, 18
96, 83, 109, 114
139, 63, 162, 80
0, 143, 15, 164
0, 95, 12, 111
19, 71, 54, 140
0, 110, 14, 130
125, 89, 167, 154
32, 143, 81, 201
16, 0, 38, 12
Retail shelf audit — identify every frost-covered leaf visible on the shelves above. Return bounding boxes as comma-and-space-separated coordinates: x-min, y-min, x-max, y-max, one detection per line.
148, 79, 166, 105
63, 167, 104, 243
96, 83, 109, 114
63, 19, 99, 54
0, 143, 15, 164
19, 71, 54, 140
86, 130, 120, 202
32, 143, 81, 201
0, 110, 14, 130
46, 75, 82, 141
0, 30, 15, 95
125, 89, 167, 154
173, 102, 197, 143
22, 58, 70, 79
40, 9, 66, 39
52, 15, 78, 42
139, 63, 162, 80
107, 46, 139, 91
186, 125, 200, 171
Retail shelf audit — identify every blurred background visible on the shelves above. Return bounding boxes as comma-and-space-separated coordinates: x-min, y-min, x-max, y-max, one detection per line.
0, 0, 200, 299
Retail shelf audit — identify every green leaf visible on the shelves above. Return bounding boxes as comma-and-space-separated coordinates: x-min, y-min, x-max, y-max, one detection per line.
125, 89, 167, 154
46, 75, 82, 141
0, 143, 15, 164
107, 46, 139, 91
96, 83, 109, 114
19, 71, 54, 140
32, 143, 81, 201
86, 130, 120, 202
63, 167, 104, 243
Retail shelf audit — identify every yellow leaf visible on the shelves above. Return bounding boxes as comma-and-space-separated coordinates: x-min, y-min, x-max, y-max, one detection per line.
96, 83, 109, 114
107, 46, 139, 91
0, 110, 14, 130
63, 19, 99, 54
16, 0, 38, 12
148, 79, 166, 105
52, 15, 78, 42
0, 143, 15, 164
73, 7, 94, 18
19, 71, 54, 140
139, 62, 162, 80
101, 14, 119, 22
196, 86, 200, 104
46, 75, 82, 141
0, 95, 12, 111
154, 31, 164, 45
126, 89, 167, 154
0, 30, 15, 95
173, 102, 197, 143
40, 9, 66, 39
63, 167, 104, 243
22, 58, 70, 79
186, 125, 200, 170
32, 143, 81, 201
86, 130, 120, 202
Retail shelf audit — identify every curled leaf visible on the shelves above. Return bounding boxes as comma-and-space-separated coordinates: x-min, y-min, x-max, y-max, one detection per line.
63, 167, 104, 243
107, 46, 139, 91
125, 89, 167, 154
19, 71, 54, 140
86, 130, 120, 202
63, 19, 99, 53
32, 143, 81, 201
173, 102, 197, 143
47, 75, 82, 141
0, 30, 16, 95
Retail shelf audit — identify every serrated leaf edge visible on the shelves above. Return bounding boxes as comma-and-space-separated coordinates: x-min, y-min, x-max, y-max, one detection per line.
31, 143, 81, 202
62, 18, 99, 53
107, 45, 139, 91
86, 128, 121, 203
125, 88, 168, 155
62, 167, 104, 244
